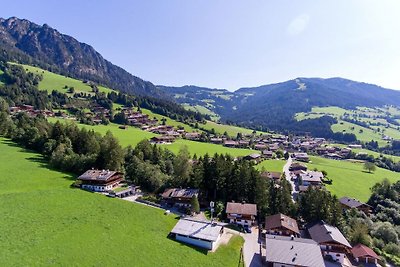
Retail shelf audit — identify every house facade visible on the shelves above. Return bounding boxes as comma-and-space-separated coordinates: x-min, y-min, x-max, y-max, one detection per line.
77, 169, 124, 192
226, 202, 257, 226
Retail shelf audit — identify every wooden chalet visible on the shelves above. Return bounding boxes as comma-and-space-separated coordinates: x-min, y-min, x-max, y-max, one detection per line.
77, 169, 124, 192
226, 202, 257, 226
339, 196, 373, 215
352, 243, 380, 265
265, 213, 300, 237
161, 188, 199, 208
308, 221, 352, 264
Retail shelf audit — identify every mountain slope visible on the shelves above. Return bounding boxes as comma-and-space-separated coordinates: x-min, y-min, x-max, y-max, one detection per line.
0, 17, 165, 98
160, 77, 400, 134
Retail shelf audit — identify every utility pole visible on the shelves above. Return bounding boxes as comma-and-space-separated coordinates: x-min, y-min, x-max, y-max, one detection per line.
210, 201, 214, 222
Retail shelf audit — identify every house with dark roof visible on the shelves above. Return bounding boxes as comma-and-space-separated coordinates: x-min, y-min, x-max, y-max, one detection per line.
261, 171, 282, 182
308, 221, 352, 264
289, 162, 307, 172
265, 213, 300, 237
226, 202, 257, 226
243, 153, 262, 163
339, 196, 373, 215
351, 243, 380, 265
292, 152, 310, 162
170, 218, 224, 251
161, 188, 199, 208
77, 169, 124, 192
265, 235, 325, 267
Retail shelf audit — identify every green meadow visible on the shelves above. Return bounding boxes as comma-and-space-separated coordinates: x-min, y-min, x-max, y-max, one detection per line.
0, 137, 243, 266
307, 156, 400, 202
200, 120, 265, 137
256, 159, 286, 172
141, 108, 198, 132
48, 118, 256, 157
17, 63, 114, 95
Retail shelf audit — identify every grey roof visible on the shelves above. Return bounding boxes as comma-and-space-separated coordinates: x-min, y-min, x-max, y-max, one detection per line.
170, 219, 222, 242
161, 188, 199, 199
300, 171, 323, 183
339, 196, 371, 209
308, 221, 351, 248
78, 169, 120, 181
265, 235, 325, 267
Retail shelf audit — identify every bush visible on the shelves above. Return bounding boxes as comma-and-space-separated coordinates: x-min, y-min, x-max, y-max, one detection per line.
384, 243, 400, 257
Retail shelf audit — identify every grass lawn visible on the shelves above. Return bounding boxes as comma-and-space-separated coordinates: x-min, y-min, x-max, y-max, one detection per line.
256, 159, 286, 172
183, 104, 220, 121
141, 108, 198, 132
48, 118, 256, 157
16, 63, 114, 95
0, 137, 244, 266
200, 120, 265, 137
307, 156, 400, 202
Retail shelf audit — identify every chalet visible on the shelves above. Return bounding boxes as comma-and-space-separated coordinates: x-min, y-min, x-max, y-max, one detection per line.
265, 213, 300, 237
299, 171, 323, 186
210, 138, 223, 144
261, 171, 282, 182
339, 196, 373, 215
243, 153, 262, 163
308, 221, 352, 264
226, 202, 257, 226
348, 144, 362, 149
351, 243, 380, 265
170, 218, 224, 251
238, 140, 250, 148
268, 143, 279, 152
254, 144, 267, 150
224, 140, 239, 147
184, 132, 201, 141
150, 135, 175, 144
325, 153, 343, 160
161, 188, 199, 208
262, 150, 273, 159
292, 152, 310, 162
289, 162, 307, 172
265, 235, 325, 267
77, 169, 124, 192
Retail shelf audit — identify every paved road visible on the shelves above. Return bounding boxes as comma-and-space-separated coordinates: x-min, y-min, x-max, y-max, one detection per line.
242, 227, 263, 267
283, 156, 298, 201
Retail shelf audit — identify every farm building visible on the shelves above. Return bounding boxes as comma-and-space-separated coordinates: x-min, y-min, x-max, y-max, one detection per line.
170, 218, 224, 250
77, 169, 124, 192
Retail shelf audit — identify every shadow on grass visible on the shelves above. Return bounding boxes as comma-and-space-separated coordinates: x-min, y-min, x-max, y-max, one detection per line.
166, 234, 208, 255
1, 138, 76, 181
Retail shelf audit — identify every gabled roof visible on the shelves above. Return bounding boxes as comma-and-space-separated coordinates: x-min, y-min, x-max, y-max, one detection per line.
78, 169, 121, 181
161, 188, 199, 199
308, 221, 351, 248
265, 235, 325, 267
339, 196, 371, 209
226, 202, 257, 216
351, 243, 379, 259
170, 219, 222, 242
265, 213, 300, 234
300, 171, 323, 183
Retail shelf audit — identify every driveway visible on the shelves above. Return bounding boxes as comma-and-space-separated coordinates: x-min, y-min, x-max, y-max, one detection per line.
283, 156, 298, 201
242, 227, 263, 267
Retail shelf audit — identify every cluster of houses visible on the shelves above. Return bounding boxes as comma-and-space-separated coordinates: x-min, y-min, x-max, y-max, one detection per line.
9, 104, 54, 117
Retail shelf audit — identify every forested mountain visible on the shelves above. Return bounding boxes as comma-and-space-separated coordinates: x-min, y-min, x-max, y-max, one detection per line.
160, 78, 400, 135
0, 17, 165, 98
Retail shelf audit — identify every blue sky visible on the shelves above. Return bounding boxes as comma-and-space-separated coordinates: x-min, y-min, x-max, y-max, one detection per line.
2, 1, 400, 90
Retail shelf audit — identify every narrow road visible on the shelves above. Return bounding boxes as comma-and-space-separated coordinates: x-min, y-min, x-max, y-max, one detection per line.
283, 156, 298, 201
242, 227, 263, 267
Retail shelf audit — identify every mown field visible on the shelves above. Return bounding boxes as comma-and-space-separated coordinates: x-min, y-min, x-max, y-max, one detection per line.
307, 156, 400, 202
296, 106, 400, 147
200, 120, 265, 137
48, 118, 256, 157
256, 159, 286, 172
183, 104, 220, 121
0, 137, 243, 266
16, 63, 114, 95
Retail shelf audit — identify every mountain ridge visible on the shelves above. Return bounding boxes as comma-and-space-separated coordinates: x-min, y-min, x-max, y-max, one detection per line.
0, 16, 166, 98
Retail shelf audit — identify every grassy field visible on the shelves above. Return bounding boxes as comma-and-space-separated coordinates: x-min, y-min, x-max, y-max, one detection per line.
183, 104, 220, 121
141, 108, 198, 132
256, 159, 286, 172
0, 137, 244, 266
307, 156, 400, 202
48, 118, 256, 157
200, 121, 265, 137
295, 106, 400, 146
17, 63, 114, 95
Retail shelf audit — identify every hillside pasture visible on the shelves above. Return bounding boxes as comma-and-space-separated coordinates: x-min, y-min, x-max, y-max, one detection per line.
0, 138, 244, 266
307, 156, 400, 202
256, 159, 286, 172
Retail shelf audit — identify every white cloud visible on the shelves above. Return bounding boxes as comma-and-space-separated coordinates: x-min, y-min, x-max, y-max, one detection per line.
287, 14, 310, 36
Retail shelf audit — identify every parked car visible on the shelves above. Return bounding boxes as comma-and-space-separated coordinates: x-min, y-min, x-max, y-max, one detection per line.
244, 225, 252, 233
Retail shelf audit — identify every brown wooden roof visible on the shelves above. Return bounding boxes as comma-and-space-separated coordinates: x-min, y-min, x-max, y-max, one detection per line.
226, 202, 257, 216
265, 213, 300, 234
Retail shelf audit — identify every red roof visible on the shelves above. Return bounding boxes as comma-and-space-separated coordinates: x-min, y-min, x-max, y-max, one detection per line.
351, 243, 379, 259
